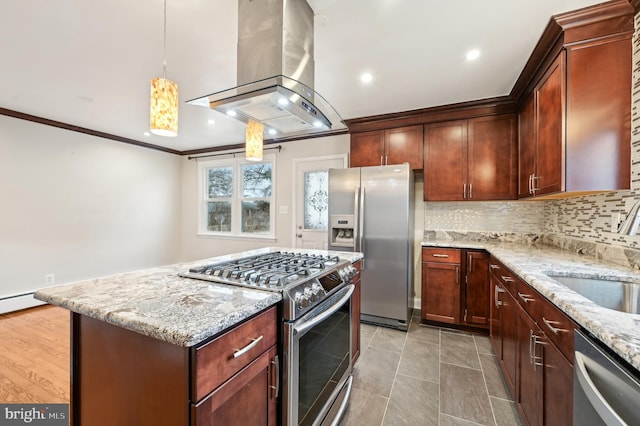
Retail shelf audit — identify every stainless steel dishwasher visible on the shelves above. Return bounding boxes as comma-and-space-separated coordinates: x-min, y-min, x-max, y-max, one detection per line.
574, 330, 640, 425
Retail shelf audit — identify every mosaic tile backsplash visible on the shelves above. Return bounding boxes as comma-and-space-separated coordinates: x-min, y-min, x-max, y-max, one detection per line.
423, 11, 640, 270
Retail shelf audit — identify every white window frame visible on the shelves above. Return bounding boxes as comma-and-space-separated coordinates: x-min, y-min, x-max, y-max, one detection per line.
197, 154, 276, 239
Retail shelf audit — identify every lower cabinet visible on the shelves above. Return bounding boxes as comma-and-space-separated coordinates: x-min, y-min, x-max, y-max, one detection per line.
421, 247, 489, 329
192, 346, 278, 426
489, 256, 576, 426
70, 306, 279, 426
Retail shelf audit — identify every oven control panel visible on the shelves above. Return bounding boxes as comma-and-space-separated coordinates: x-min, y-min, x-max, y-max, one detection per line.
284, 261, 357, 320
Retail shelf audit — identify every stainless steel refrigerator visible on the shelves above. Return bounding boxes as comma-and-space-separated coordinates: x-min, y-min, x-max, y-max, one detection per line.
328, 163, 414, 330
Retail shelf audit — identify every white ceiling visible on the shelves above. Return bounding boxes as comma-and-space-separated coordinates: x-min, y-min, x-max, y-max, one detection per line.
0, 0, 604, 152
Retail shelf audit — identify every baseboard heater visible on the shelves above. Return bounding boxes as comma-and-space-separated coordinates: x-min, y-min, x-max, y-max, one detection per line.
0, 292, 46, 314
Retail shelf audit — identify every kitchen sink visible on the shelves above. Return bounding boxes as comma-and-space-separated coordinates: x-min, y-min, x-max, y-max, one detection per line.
548, 275, 640, 314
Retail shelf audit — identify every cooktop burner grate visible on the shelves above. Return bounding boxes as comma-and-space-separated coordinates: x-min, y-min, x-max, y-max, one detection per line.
184, 252, 341, 290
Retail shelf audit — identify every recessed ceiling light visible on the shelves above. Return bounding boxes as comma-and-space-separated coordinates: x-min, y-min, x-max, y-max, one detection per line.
313, 120, 323, 128
268, 128, 277, 135
226, 110, 237, 117
143, 132, 151, 137
466, 49, 480, 61
207, 119, 215, 125
277, 98, 289, 106
360, 72, 373, 84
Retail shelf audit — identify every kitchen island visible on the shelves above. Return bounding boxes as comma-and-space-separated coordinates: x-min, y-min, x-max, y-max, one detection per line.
34, 247, 362, 426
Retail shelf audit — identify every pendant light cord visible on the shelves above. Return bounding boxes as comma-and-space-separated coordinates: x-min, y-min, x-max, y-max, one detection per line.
162, 0, 167, 79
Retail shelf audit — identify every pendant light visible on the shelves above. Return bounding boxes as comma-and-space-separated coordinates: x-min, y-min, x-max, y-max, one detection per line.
245, 119, 264, 161
150, 0, 178, 137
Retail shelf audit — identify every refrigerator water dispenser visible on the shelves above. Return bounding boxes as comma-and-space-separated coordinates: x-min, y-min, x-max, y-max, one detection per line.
330, 215, 355, 247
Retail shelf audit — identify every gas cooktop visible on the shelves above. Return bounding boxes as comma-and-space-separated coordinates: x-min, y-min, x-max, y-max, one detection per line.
179, 251, 343, 291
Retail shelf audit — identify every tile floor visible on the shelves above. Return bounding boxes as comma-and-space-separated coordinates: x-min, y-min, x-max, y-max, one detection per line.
341, 311, 523, 426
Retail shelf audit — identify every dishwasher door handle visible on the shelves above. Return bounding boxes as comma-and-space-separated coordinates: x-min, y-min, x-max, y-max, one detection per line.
574, 351, 627, 426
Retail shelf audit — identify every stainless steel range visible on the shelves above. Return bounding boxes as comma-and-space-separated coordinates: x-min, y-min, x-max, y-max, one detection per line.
180, 251, 357, 426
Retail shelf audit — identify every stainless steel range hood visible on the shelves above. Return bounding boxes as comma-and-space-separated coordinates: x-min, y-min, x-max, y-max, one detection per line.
188, 0, 346, 139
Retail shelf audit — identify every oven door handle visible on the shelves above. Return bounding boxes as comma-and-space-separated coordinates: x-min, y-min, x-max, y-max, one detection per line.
293, 284, 354, 336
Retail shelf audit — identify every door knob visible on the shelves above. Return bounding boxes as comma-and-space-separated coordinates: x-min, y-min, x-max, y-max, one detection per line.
296, 233, 302, 238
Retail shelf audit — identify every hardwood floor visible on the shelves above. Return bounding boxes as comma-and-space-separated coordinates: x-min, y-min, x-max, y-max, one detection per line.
0, 305, 70, 403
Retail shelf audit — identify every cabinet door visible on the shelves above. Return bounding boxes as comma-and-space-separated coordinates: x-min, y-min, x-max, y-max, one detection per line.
534, 53, 565, 196
384, 125, 423, 169
500, 287, 518, 394
424, 121, 468, 201
543, 339, 573, 426
517, 305, 543, 426
467, 115, 517, 200
350, 130, 384, 167
518, 94, 536, 199
421, 261, 461, 324
464, 251, 490, 327
489, 275, 503, 359
193, 346, 278, 426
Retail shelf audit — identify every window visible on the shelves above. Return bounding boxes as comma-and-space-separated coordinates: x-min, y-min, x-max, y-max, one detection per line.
198, 155, 275, 238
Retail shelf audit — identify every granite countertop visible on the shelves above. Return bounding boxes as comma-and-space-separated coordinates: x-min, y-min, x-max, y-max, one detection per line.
422, 239, 640, 372
34, 247, 363, 347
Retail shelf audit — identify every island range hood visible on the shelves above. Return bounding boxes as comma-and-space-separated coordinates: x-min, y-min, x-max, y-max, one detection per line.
188, 0, 346, 139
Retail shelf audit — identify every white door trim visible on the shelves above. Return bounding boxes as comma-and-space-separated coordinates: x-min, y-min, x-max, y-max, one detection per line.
291, 154, 348, 248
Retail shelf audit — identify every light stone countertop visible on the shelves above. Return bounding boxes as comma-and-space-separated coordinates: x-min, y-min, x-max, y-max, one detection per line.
34, 247, 363, 347
422, 239, 640, 372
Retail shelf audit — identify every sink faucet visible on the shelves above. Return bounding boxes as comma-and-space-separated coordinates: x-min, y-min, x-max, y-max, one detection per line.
618, 199, 640, 236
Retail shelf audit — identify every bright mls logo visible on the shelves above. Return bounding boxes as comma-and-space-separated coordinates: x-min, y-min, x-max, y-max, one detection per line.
1, 404, 68, 425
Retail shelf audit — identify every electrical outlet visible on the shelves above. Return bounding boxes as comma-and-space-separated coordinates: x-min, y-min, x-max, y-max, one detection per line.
45, 273, 55, 285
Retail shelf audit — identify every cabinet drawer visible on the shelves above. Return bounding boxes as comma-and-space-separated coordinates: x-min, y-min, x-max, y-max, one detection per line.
515, 280, 543, 324
539, 299, 578, 363
489, 258, 515, 292
422, 248, 461, 263
193, 307, 277, 402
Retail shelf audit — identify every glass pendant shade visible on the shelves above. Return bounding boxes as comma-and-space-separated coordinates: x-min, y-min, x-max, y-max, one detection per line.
150, 77, 178, 137
245, 119, 264, 161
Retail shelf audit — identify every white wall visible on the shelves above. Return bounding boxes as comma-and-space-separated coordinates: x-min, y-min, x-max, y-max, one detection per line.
0, 115, 182, 312
179, 134, 351, 261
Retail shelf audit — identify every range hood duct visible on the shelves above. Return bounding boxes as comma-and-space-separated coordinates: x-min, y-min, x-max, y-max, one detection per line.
188, 0, 346, 139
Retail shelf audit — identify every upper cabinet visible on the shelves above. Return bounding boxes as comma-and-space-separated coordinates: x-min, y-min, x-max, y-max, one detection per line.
518, 54, 565, 198
517, 0, 632, 199
424, 114, 517, 201
350, 125, 423, 169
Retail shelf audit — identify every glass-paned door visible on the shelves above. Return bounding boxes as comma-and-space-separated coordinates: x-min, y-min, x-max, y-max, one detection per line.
294, 155, 347, 249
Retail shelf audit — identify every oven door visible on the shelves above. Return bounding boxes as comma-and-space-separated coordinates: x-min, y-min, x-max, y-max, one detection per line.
284, 284, 354, 426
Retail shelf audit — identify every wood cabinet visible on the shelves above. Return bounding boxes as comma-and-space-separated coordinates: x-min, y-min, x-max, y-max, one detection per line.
70, 306, 279, 426
463, 250, 490, 327
424, 114, 517, 201
517, 303, 543, 426
350, 125, 423, 169
518, 53, 565, 198
421, 248, 461, 324
518, 3, 632, 199
421, 248, 490, 330
192, 307, 278, 426
351, 259, 362, 365
488, 256, 577, 425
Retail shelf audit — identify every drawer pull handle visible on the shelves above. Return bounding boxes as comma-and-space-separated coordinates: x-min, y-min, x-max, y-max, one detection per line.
432, 254, 449, 258
490, 264, 500, 270
542, 318, 567, 335
518, 292, 535, 303
233, 335, 264, 358
501, 275, 514, 283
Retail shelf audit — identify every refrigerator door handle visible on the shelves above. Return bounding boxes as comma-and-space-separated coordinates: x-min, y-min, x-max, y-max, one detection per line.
358, 187, 366, 268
